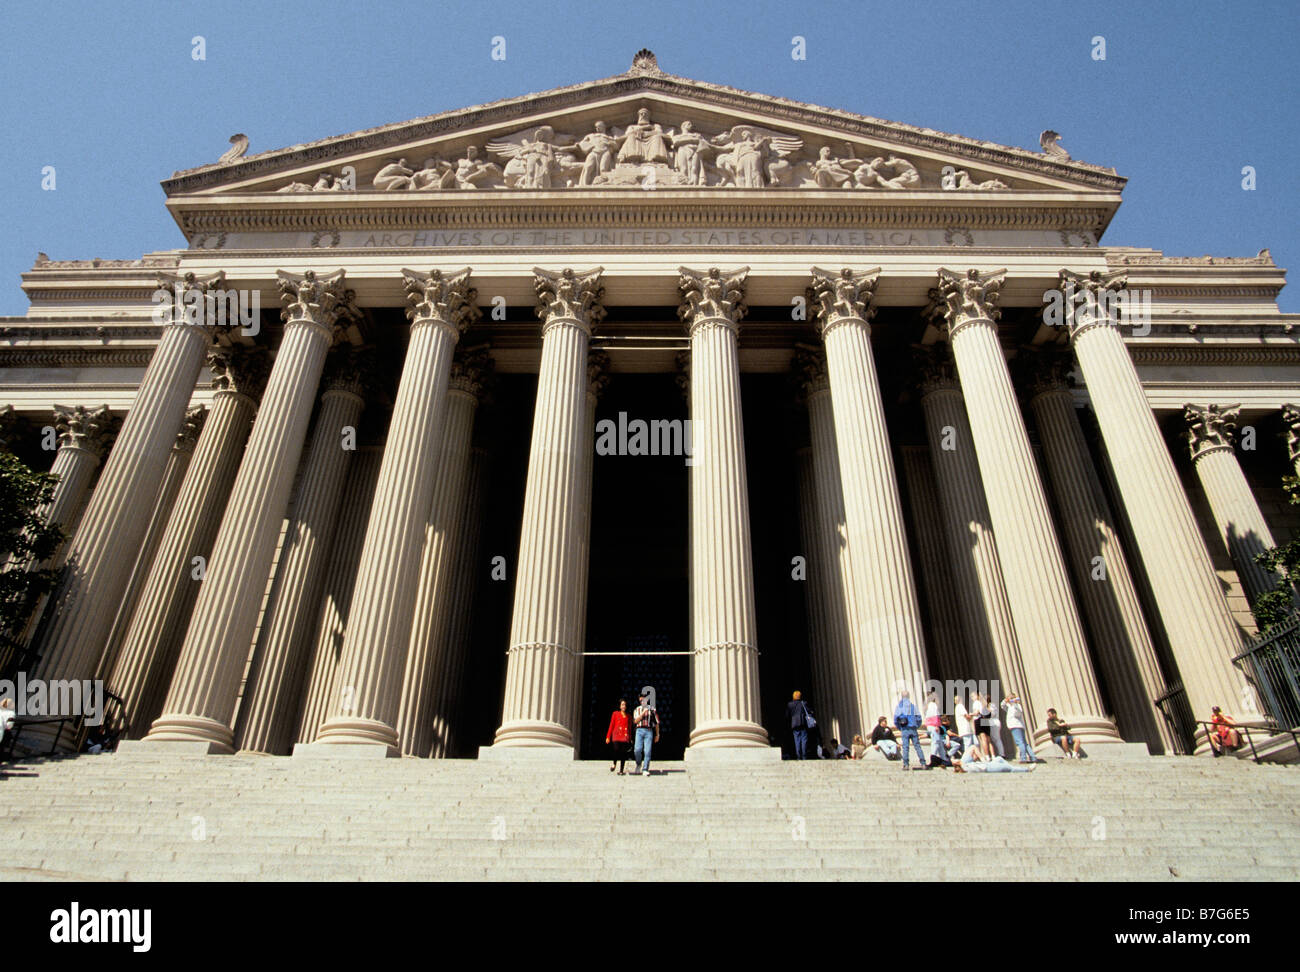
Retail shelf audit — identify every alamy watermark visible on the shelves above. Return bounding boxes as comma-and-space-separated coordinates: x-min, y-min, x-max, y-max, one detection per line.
0, 673, 104, 726
151, 283, 260, 336
1042, 282, 1153, 337
595, 411, 696, 465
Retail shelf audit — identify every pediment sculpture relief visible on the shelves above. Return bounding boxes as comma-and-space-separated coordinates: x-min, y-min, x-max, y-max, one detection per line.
270, 109, 1017, 193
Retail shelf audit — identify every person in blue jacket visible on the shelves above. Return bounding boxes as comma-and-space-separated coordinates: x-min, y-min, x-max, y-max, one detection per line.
892, 689, 927, 770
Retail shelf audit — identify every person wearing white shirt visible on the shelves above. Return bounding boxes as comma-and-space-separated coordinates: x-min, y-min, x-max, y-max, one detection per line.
954, 694, 976, 756
1001, 690, 1037, 763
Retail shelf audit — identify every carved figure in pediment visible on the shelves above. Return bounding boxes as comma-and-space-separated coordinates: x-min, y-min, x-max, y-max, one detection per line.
453, 146, 502, 189
616, 108, 670, 165
807, 146, 863, 188
853, 155, 921, 190
487, 126, 582, 188
276, 180, 312, 193
373, 158, 416, 190
668, 120, 712, 186
411, 155, 457, 190
711, 125, 803, 188
946, 169, 1009, 191
577, 121, 624, 186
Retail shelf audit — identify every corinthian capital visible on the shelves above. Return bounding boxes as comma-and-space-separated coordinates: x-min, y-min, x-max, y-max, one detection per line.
1014, 348, 1075, 400
402, 267, 481, 335
678, 266, 748, 334
1184, 403, 1239, 460
322, 345, 378, 400
1283, 403, 1300, 464
912, 344, 960, 398
176, 405, 208, 452
447, 344, 495, 401
533, 267, 606, 333
587, 350, 610, 401
208, 345, 272, 403
1057, 268, 1129, 339
52, 403, 115, 457
808, 266, 879, 337
276, 269, 349, 329
153, 271, 228, 332
792, 345, 830, 399
932, 267, 1006, 337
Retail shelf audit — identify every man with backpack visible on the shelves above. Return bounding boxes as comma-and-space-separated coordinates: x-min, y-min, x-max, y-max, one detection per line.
893, 689, 927, 770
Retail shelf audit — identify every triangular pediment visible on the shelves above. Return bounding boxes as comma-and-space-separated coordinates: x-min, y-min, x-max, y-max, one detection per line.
163, 52, 1124, 199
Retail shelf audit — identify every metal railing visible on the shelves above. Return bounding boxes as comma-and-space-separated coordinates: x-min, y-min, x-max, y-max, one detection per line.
1154, 681, 1198, 755
0, 689, 130, 762
1195, 719, 1300, 764
1234, 614, 1300, 731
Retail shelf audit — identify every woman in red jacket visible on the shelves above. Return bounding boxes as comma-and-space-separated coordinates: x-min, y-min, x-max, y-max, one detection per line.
606, 699, 631, 774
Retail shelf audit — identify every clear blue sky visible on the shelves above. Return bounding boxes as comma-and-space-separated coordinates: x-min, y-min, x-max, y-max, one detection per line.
1, 0, 1296, 312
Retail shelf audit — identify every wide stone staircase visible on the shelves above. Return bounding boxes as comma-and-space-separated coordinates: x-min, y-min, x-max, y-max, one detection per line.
2, 751, 1297, 881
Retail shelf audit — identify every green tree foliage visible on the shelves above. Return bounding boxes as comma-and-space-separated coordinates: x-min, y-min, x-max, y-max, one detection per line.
1252, 475, 1300, 633
0, 450, 65, 660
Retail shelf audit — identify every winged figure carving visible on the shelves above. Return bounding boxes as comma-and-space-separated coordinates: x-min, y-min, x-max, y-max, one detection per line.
709, 126, 803, 188
486, 126, 583, 188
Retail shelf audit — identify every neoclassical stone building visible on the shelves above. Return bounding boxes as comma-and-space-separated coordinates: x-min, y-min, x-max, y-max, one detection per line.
3, 51, 1297, 760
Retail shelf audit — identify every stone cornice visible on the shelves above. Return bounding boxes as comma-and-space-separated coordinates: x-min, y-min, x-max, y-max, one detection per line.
163, 71, 1124, 195
166, 193, 1119, 238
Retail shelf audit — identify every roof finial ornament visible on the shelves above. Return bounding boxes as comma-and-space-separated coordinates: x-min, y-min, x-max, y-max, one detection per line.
1039, 129, 1070, 160
629, 48, 663, 76
218, 133, 249, 165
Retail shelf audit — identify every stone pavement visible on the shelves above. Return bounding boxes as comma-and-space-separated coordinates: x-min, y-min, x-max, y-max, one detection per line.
1, 752, 1297, 881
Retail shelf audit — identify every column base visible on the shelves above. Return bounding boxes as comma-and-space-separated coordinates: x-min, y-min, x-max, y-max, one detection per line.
687, 720, 771, 749
292, 741, 398, 759
1030, 717, 1123, 752
116, 738, 229, 757
477, 745, 576, 761
492, 719, 574, 748
312, 715, 400, 751
142, 714, 235, 754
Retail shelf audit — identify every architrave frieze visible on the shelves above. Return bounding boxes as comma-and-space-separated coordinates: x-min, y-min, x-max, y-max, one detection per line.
167, 193, 1120, 243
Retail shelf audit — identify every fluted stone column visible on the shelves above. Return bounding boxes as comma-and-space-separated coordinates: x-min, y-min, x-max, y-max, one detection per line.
1184, 403, 1287, 610
794, 348, 865, 740
97, 405, 205, 682
109, 348, 267, 734
38, 404, 115, 566
678, 267, 767, 750
235, 347, 372, 754
493, 268, 605, 751
898, 445, 968, 686
932, 268, 1119, 747
1283, 404, 1300, 480
1024, 353, 1175, 752
145, 270, 350, 752
913, 346, 1030, 716
564, 351, 608, 747
396, 346, 491, 758
810, 268, 929, 727
296, 445, 384, 744
432, 446, 489, 757
312, 268, 477, 753
1059, 270, 1252, 748
29, 273, 226, 725
795, 447, 837, 738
